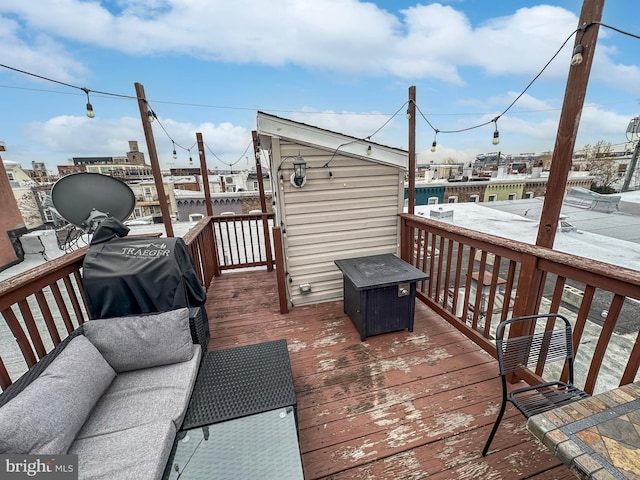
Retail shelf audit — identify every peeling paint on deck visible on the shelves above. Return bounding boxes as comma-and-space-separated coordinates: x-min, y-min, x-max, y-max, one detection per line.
435, 438, 478, 469
455, 461, 503, 480
337, 438, 378, 462
386, 423, 423, 448
313, 332, 345, 349
288, 338, 307, 353
430, 411, 475, 437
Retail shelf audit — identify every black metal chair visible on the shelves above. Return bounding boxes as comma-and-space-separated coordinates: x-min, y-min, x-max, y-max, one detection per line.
482, 313, 590, 456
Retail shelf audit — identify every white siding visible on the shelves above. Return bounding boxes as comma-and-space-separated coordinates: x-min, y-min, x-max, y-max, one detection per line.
273, 140, 404, 306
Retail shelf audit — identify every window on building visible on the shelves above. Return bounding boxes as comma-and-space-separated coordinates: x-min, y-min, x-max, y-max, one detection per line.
144, 187, 152, 195
525, 191, 534, 199
427, 196, 439, 205
488, 194, 497, 202
447, 196, 458, 203
508, 193, 517, 200
43, 209, 54, 222
470, 195, 480, 203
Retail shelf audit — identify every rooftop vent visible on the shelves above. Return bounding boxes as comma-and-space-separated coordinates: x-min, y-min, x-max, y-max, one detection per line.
430, 207, 454, 220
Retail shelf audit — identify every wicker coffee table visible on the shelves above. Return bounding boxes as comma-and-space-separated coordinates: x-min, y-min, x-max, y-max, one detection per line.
181, 339, 297, 430
163, 339, 301, 479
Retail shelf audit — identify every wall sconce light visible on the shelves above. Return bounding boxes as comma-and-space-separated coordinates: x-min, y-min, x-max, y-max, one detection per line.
291, 153, 307, 188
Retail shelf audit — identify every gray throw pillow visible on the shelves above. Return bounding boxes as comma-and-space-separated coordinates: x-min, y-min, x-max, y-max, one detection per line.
83, 308, 194, 372
0, 335, 116, 454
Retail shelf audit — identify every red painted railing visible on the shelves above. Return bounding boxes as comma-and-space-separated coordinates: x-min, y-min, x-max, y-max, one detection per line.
400, 213, 640, 394
0, 213, 275, 390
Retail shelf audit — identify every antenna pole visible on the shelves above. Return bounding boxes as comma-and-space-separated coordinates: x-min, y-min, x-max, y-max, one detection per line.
134, 82, 174, 237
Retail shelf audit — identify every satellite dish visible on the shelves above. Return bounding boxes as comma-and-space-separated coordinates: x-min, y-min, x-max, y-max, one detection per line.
51, 172, 136, 233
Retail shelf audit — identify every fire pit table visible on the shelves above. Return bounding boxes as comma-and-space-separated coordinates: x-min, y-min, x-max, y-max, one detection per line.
335, 253, 428, 341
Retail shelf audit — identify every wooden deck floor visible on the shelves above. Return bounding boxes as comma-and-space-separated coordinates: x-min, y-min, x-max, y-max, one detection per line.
204, 270, 574, 479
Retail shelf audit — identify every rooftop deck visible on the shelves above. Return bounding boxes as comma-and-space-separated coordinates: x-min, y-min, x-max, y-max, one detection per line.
204, 269, 573, 479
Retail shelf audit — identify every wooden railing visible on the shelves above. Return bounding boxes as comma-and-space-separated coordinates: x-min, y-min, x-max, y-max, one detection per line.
400, 213, 640, 394
0, 213, 275, 390
209, 213, 275, 271
4, 212, 639, 395
0, 249, 89, 390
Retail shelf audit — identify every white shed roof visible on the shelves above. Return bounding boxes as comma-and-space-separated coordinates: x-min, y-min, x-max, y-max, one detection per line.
257, 111, 408, 169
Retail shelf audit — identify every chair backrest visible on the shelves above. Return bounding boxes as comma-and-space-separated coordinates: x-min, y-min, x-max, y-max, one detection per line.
495, 314, 575, 384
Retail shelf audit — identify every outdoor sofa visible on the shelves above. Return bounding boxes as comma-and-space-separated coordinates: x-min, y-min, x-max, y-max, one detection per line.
0, 307, 204, 479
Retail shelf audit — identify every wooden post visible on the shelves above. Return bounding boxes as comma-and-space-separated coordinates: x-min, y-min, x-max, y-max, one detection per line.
272, 226, 289, 313
196, 133, 213, 216
536, 0, 604, 248
134, 82, 174, 237
252, 130, 274, 271
407, 86, 416, 215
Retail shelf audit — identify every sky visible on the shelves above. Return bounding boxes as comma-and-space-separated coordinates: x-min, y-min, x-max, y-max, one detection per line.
0, 0, 639, 174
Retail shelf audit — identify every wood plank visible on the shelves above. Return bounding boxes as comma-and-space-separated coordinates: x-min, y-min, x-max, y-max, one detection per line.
204, 269, 572, 480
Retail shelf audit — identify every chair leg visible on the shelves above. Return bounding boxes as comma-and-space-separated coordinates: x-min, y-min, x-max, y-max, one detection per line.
482, 401, 507, 456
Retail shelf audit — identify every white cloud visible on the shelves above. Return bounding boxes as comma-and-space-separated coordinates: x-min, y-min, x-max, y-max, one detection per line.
0, 16, 88, 83
576, 105, 633, 147
469, 5, 577, 78
0, 1, 585, 82
288, 108, 405, 146
24, 114, 252, 170
26, 116, 142, 156
591, 44, 640, 94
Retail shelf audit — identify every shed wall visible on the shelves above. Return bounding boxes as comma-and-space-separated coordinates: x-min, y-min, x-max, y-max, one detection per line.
272, 139, 404, 306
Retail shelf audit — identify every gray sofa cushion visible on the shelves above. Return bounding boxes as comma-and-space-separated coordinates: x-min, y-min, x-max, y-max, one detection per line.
76, 345, 201, 438
84, 308, 194, 372
0, 335, 115, 454
69, 420, 176, 480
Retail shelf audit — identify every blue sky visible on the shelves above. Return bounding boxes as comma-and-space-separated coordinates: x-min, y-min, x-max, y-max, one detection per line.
0, 1, 639, 173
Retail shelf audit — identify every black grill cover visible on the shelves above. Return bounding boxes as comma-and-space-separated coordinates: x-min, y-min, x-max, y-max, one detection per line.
82, 237, 206, 319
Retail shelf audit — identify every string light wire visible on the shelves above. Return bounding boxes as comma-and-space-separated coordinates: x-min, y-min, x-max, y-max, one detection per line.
1, 19, 639, 156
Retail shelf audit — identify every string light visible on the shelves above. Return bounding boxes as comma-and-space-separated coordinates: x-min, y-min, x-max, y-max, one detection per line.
82, 88, 95, 118
172, 141, 177, 159
147, 108, 156, 123
367, 145, 372, 156
430, 130, 438, 152
492, 119, 500, 145
571, 44, 584, 66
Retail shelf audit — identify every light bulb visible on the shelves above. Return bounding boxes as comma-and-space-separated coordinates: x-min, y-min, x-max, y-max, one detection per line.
406, 109, 411, 120
86, 103, 95, 119
430, 141, 437, 153
147, 109, 155, 123
367, 145, 372, 156
189, 156, 193, 164
492, 130, 500, 145
172, 149, 177, 159
571, 44, 584, 66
